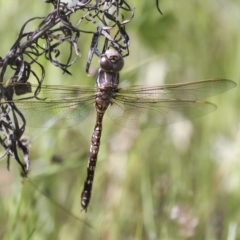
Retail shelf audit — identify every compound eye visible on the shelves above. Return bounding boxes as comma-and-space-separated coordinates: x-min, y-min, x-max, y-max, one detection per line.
99, 49, 124, 72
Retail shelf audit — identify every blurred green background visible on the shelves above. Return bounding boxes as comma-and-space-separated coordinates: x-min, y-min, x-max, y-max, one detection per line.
0, 0, 240, 239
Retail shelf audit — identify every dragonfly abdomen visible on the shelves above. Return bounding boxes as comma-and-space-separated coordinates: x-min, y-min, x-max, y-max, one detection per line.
81, 112, 104, 211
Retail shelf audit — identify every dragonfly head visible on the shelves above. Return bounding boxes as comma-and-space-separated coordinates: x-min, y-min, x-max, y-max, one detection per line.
99, 49, 124, 73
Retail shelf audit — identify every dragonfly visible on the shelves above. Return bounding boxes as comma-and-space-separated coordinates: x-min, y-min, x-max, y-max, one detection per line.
0, 49, 236, 211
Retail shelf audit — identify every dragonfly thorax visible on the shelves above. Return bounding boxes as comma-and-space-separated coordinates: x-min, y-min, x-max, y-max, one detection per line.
96, 69, 120, 89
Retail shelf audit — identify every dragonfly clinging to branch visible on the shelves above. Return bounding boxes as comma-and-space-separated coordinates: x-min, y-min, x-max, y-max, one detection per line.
0, 49, 236, 211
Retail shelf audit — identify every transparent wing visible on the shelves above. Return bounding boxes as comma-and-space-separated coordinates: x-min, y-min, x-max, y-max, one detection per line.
107, 98, 217, 129
14, 99, 95, 128
0, 83, 96, 128
118, 79, 236, 100
0, 79, 235, 129
9, 83, 97, 100
107, 79, 236, 129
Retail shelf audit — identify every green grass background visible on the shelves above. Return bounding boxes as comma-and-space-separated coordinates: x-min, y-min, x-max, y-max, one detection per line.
0, 0, 240, 239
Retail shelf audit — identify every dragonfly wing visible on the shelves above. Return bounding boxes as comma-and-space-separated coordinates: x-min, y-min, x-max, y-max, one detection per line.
0, 83, 96, 128
12, 99, 95, 128
107, 98, 217, 129
119, 79, 236, 100
10, 83, 96, 100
